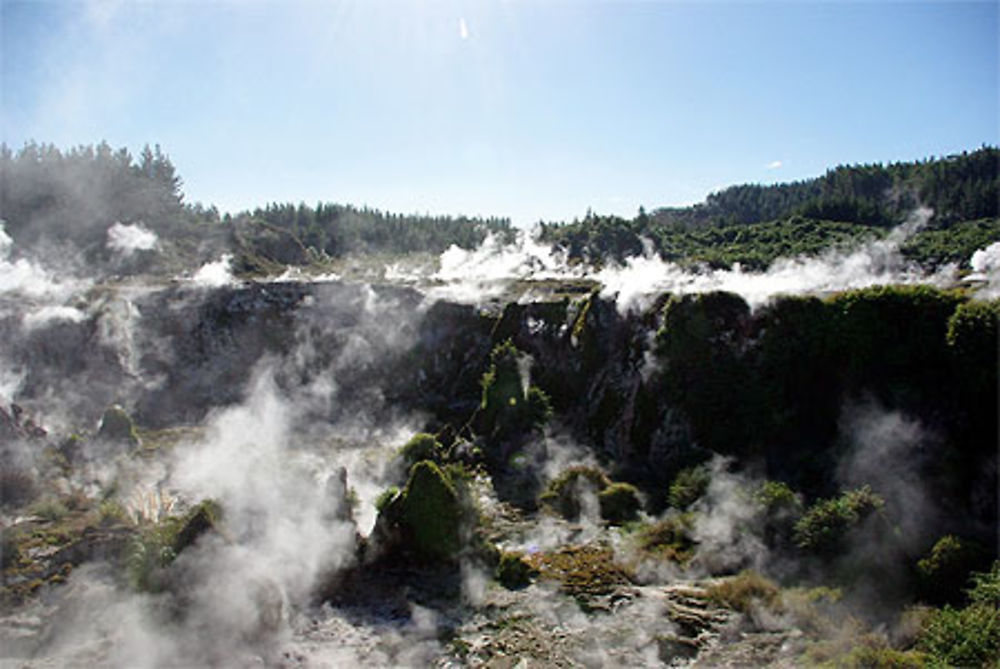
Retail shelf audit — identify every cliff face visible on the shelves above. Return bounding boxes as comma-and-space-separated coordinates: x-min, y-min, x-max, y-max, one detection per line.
3, 279, 671, 461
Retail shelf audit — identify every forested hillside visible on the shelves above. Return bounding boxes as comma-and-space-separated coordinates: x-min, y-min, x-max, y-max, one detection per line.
539, 146, 1000, 268
0, 142, 513, 276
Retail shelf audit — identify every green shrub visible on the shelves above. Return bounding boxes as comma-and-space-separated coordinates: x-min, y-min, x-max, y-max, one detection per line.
917, 601, 1000, 668
668, 465, 710, 510
524, 386, 553, 429
793, 486, 885, 555
598, 482, 641, 524
968, 561, 1000, 608
398, 433, 443, 469
839, 642, 929, 668
538, 466, 611, 520
125, 500, 221, 592
127, 519, 181, 592
917, 535, 989, 606
98, 499, 130, 526
752, 480, 804, 548
496, 550, 537, 589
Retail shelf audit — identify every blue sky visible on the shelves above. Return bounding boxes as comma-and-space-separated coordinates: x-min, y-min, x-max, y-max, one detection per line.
2, 1, 997, 225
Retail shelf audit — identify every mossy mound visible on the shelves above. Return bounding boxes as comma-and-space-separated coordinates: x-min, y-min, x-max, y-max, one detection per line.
597, 482, 642, 524
97, 405, 141, 448
377, 460, 466, 563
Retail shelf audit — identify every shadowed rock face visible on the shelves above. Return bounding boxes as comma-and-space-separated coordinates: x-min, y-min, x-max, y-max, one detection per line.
3, 278, 673, 479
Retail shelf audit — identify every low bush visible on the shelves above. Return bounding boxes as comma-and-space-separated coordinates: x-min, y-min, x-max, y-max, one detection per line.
598, 482, 641, 524
667, 466, 710, 510
706, 570, 781, 614
916, 535, 989, 605
0, 465, 38, 508
496, 551, 537, 590
793, 486, 885, 555
915, 562, 1000, 667
752, 480, 804, 548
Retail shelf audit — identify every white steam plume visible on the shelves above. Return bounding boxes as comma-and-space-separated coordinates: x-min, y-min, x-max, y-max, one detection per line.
968, 241, 1000, 299
189, 253, 234, 287
0, 222, 90, 301
106, 222, 158, 256
598, 207, 951, 312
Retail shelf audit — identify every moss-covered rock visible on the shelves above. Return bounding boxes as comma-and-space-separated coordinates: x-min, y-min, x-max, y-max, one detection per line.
402, 461, 462, 561
375, 460, 467, 563
97, 405, 141, 448
478, 340, 552, 445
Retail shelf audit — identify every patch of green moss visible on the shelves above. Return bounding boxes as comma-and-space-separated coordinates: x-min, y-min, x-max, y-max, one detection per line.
527, 543, 633, 605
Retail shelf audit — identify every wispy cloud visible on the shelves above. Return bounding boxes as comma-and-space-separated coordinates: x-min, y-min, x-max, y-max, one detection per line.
765, 160, 783, 170
459, 17, 469, 40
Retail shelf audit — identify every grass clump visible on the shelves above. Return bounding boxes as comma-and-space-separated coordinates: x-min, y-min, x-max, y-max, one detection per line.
0, 465, 38, 508
27, 497, 69, 522
706, 569, 782, 614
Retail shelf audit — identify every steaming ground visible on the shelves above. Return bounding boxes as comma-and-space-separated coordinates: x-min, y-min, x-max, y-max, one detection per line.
1, 220, 997, 667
